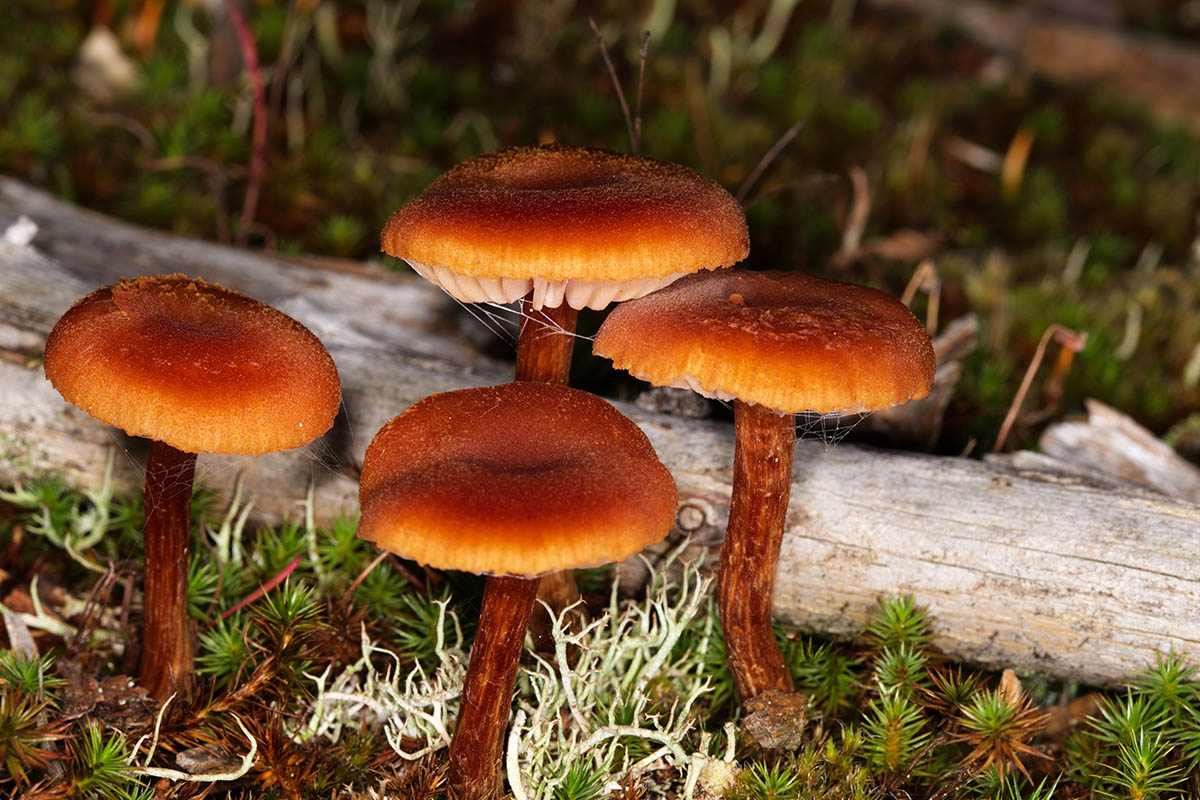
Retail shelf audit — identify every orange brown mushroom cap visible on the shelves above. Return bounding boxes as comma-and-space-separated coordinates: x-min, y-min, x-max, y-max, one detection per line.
358, 382, 677, 799
43, 274, 341, 455
594, 268, 935, 703
358, 381, 678, 577
381, 144, 749, 309
593, 268, 936, 415
382, 144, 743, 632
42, 274, 341, 705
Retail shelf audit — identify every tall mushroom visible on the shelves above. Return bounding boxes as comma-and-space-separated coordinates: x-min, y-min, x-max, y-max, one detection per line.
43, 275, 341, 701
357, 382, 677, 799
380, 144, 747, 611
594, 269, 935, 702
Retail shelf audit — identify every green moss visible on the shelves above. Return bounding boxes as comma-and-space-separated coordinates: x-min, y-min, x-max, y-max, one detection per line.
1015, 168, 1068, 242
1026, 104, 1066, 149
643, 107, 692, 156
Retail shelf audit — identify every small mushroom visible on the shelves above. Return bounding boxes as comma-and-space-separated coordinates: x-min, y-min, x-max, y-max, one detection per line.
594, 269, 935, 701
43, 275, 341, 701
357, 382, 677, 799
381, 145, 749, 379
381, 144, 748, 614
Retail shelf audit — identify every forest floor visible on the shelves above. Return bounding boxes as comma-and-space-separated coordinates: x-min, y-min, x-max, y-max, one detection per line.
2, 0, 1200, 797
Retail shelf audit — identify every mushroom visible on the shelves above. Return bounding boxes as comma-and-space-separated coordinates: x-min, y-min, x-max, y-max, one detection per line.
43, 275, 341, 701
357, 382, 677, 799
381, 144, 747, 613
593, 269, 935, 702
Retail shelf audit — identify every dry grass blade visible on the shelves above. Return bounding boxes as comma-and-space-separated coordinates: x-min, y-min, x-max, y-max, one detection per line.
900, 259, 942, 336
588, 18, 637, 154
992, 323, 1088, 452
735, 121, 805, 205
225, 0, 268, 247
633, 30, 650, 154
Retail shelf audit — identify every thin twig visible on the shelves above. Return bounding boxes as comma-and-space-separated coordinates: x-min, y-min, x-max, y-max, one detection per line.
589, 17, 636, 154
225, 0, 268, 247
992, 324, 1088, 452
735, 120, 804, 206
839, 165, 870, 258
633, 31, 650, 155
388, 554, 428, 590
343, 550, 389, 603
900, 259, 941, 336
69, 562, 118, 654
218, 553, 303, 621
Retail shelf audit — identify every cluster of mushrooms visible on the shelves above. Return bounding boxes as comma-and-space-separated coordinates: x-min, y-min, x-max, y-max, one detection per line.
43, 144, 934, 799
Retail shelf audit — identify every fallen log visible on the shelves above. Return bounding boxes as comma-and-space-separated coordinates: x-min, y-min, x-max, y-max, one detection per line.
1, 177, 1198, 686
1038, 399, 1200, 505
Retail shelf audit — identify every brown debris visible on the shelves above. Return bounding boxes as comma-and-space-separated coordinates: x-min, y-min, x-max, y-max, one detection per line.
175, 743, 241, 776
740, 689, 809, 750
1042, 692, 1104, 741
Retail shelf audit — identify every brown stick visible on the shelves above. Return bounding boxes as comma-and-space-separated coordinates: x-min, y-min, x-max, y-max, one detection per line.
139, 440, 197, 702
447, 575, 540, 800
719, 400, 796, 700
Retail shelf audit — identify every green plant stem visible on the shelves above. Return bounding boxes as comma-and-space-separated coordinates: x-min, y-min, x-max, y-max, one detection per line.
139, 440, 196, 703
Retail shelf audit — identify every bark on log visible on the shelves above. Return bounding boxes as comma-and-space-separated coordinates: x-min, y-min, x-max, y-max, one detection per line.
2, 178, 1199, 686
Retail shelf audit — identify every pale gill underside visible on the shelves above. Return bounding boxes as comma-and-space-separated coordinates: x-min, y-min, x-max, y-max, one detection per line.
656, 372, 873, 414
406, 259, 687, 310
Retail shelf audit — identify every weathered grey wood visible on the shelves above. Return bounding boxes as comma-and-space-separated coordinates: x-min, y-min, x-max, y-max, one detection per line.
852, 314, 977, 450
1039, 399, 1200, 505
0, 177, 508, 370
0, 176, 512, 523
2, 179, 1199, 685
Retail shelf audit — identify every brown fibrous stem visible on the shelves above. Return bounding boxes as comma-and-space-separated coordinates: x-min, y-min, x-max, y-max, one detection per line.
139, 439, 197, 703
446, 575, 540, 800
718, 399, 796, 701
514, 295, 583, 620
514, 297, 579, 385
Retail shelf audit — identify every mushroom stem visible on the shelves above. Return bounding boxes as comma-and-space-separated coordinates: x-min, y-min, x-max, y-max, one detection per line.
447, 574, 540, 800
139, 440, 196, 702
719, 399, 796, 701
514, 294, 583, 622
514, 296, 579, 385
